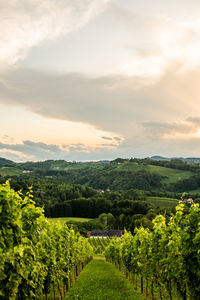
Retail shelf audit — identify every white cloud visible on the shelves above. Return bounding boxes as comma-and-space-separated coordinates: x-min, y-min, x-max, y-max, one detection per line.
0, 140, 120, 162
0, 0, 110, 70
108, 5, 200, 78
1, 63, 200, 160
142, 119, 200, 140
1, 1, 200, 159
1, 63, 200, 134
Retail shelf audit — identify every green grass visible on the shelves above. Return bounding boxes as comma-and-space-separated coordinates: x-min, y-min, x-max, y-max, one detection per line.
189, 188, 200, 194
49, 217, 92, 224
147, 196, 179, 208
0, 166, 22, 176
65, 164, 105, 170
1, 162, 195, 189
65, 259, 146, 300
115, 162, 194, 184
148, 165, 193, 183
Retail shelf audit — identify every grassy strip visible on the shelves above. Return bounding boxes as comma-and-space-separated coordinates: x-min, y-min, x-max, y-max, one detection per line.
147, 196, 178, 208
65, 258, 146, 300
49, 217, 92, 223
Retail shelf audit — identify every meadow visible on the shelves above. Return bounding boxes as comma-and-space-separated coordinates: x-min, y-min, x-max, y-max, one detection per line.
115, 161, 194, 184
0, 159, 196, 189
49, 217, 92, 224
0, 166, 22, 176
146, 196, 179, 208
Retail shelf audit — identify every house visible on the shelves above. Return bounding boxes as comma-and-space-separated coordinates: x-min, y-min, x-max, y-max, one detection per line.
87, 229, 124, 238
1, 174, 7, 177
97, 189, 104, 193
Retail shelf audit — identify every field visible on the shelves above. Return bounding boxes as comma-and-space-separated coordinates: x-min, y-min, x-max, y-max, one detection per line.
189, 188, 200, 194
1, 179, 199, 299
65, 258, 146, 300
147, 196, 179, 208
0, 166, 22, 176
115, 162, 194, 184
49, 217, 92, 224
0, 161, 195, 186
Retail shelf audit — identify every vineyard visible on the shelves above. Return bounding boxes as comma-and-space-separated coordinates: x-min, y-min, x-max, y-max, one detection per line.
0, 181, 93, 299
1, 180, 200, 300
88, 237, 112, 255
105, 201, 200, 300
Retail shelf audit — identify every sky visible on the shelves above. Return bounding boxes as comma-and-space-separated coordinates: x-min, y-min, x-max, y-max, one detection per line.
1, 0, 200, 161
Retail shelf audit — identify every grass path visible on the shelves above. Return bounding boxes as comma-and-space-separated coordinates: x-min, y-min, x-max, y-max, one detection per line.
65, 258, 146, 300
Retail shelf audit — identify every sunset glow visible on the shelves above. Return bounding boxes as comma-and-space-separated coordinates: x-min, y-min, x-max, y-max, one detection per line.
1, 0, 200, 161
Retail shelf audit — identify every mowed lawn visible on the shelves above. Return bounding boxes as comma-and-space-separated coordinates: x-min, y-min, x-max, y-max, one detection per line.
65, 258, 146, 300
49, 217, 92, 224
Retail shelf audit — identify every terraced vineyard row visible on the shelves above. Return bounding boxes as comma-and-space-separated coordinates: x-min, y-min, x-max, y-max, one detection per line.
105, 201, 200, 300
88, 237, 112, 254
0, 181, 93, 299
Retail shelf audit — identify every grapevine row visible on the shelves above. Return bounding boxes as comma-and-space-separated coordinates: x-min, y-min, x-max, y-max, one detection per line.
0, 181, 93, 299
88, 237, 112, 255
104, 201, 200, 300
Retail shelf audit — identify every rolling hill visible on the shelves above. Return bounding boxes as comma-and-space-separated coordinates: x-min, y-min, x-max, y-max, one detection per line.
1, 157, 200, 192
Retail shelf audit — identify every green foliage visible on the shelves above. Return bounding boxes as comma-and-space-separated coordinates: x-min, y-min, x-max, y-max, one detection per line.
98, 213, 116, 229
0, 166, 22, 176
0, 157, 15, 167
0, 181, 93, 299
62, 219, 104, 236
2, 157, 198, 192
89, 237, 112, 255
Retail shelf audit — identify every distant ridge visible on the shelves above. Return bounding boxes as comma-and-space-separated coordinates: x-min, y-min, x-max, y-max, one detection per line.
1, 155, 200, 192
150, 156, 200, 164
1, 156, 200, 165
0, 157, 15, 166
150, 156, 170, 161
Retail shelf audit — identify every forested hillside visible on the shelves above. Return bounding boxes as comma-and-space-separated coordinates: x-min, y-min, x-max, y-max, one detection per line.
1, 157, 200, 192
1, 156, 200, 232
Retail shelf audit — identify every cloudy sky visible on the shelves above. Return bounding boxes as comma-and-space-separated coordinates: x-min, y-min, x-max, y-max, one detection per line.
1, 0, 200, 161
